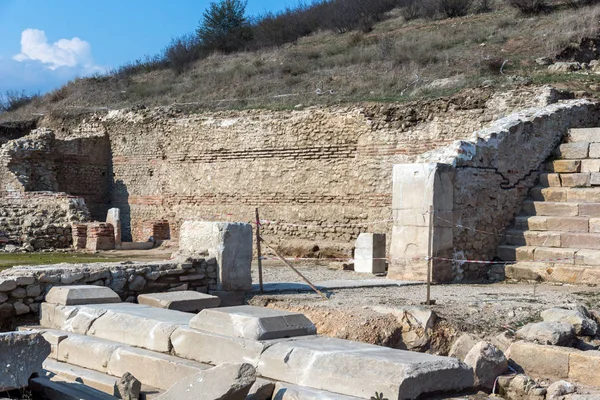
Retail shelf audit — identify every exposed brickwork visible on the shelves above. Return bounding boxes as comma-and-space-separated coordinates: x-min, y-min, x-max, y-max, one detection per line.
86, 223, 115, 251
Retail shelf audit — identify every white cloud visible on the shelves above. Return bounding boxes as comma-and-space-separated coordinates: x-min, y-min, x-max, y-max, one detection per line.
13, 29, 102, 73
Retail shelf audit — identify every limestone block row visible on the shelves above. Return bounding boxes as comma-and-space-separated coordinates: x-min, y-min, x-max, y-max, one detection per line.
505, 230, 600, 250
138, 291, 221, 313
539, 172, 600, 188
570, 127, 600, 143
497, 245, 600, 266
530, 187, 600, 203
553, 141, 600, 160
514, 215, 592, 232
507, 341, 600, 386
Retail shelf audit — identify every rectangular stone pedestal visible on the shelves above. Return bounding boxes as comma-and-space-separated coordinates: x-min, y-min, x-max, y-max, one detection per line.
354, 233, 386, 274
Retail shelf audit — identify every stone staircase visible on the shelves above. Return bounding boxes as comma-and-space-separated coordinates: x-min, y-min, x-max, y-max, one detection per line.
25, 285, 474, 400
499, 127, 600, 284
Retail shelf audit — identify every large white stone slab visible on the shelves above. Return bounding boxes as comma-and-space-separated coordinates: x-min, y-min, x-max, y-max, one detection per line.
171, 326, 269, 366
40, 303, 107, 335
272, 382, 363, 400
45, 285, 121, 306
179, 221, 253, 291
258, 336, 474, 400
138, 291, 221, 313
354, 233, 386, 274
56, 334, 122, 374
84, 303, 193, 353
107, 346, 209, 391
190, 305, 316, 340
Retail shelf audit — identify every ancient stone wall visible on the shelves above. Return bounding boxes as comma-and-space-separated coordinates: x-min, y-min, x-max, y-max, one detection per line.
390, 99, 600, 282
36, 87, 558, 253
0, 258, 215, 325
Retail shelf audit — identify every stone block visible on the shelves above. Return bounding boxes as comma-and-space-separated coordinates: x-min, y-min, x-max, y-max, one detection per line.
157, 362, 256, 400
530, 187, 568, 202
568, 351, 600, 386
138, 291, 221, 313
0, 332, 51, 391
515, 216, 547, 231
271, 382, 363, 400
591, 173, 600, 186
539, 173, 561, 187
549, 160, 581, 173
515, 322, 575, 346
171, 326, 268, 366
45, 285, 121, 306
190, 305, 316, 340
570, 128, 600, 143
448, 333, 479, 361
560, 173, 590, 187
546, 217, 589, 232
57, 334, 122, 373
106, 208, 122, 248
497, 246, 534, 262
581, 159, 600, 172
575, 249, 600, 266
40, 303, 106, 335
522, 201, 579, 216
354, 233, 386, 274
541, 307, 598, 336
555, 142, 589, 159
258, 336, 473, 400
590, 218, 600, 233
178, 221, 252, 291
567, 188, 600, 203
523, 231, 561, 247
590, 143, 600, 158
561, 233, 600, 249
85, 303, 193, 353
464, 341, 508, 390
578, 203, 600, 216
534, 247, 576, 264
43, 358, 119, 395
107, 346, 209, 390
247, 378, 276, 400
507, 341, 575, 380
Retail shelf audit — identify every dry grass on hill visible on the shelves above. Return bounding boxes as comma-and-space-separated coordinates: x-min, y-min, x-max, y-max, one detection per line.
3, 1, 600, 121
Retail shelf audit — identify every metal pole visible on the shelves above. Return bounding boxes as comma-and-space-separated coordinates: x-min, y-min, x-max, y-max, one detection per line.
255, 208, 264, 294
426, 205, 433, 305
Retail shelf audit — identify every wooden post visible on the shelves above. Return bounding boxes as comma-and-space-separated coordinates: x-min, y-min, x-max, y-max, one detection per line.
261, 237, 328, 300
255, 208, 264, 294
426, 205, 434, 305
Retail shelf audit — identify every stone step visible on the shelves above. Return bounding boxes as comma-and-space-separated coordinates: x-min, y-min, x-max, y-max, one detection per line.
43, 359, 162, 399
530, 187, 600, 203
505, 262, 600, 284
498, 245, 600, 266
514, 216, 592, 232
539, 172, 600, 187
522, 201, 600, 217
570, 127, 600, 143
505, 230, 600, 250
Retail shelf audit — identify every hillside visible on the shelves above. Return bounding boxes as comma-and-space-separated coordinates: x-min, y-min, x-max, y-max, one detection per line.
2, 0, 600, 121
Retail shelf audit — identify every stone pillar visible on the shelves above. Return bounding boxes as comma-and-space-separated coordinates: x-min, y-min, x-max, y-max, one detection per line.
86, 223, 116, 251
354, 233, 386, 274
71, 224, 88, 249
106, 208, 122, 249
389, 163, 455, 283
178, 221, 252, 292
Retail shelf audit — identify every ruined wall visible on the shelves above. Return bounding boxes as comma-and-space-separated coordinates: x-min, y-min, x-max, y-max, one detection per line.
390, 99, 600, 282
39, 87, 563, 253
0, 258, 215, 325
0, 192, 89, 249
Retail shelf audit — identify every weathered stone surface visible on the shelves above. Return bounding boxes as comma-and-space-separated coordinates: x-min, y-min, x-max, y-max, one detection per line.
541, 307, 598, 336
43, 358, 118, 395
550, 160, 582, 173
547, 380, 576, 400
556, 142, 590, 159
116, 372, 141, 400
0, 332, 51, 391
507, 341, 576, 380
107, 346, 209, 390
370, 306, 436, 350
516, 321, 576, 346
128, 275, 146, 291
464, 341, 508, 390
171, 326, 267, 366
258, 336, 474, 399
85, 303, 193, 353
571, 127, 600, 143
561, 173, 591, 187
106, 208, 122, 249
190, 305, 316, 340
45, 285, 121, 306
40, 303, 106, 335
0, 279, 17, 292
138, 291, 221, 313
246, 378, 275, 400
56, 334, 122, 373
568, 350, 600, 386
548, 62, 582, 73
158, 363, 256, 400
354, 233, 386, 274
448, 333, 479, 361
271, 382, 363, 399
178, 221, 252, 291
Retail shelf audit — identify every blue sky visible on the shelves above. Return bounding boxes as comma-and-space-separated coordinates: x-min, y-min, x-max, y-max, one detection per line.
0, 0, 299, 94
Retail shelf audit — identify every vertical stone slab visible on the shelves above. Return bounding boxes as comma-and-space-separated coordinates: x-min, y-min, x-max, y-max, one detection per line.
354, 233, 386, 274
389, 163, 455, 283
106, 208, 122, 249
179, 221, 252, 291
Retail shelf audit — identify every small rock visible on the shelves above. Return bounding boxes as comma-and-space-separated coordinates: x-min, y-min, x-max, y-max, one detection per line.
516, 322, 575, 346
13, 302, 30, 315
116, 372, 141, 400
536, 57, 553, 66
547, 380, 576, 399
246, 378, 275, 400
548, 62, 582, 73
449, 333, 479, 361
541, 307, 598, 336
464, 341, 508, 390
128, 275, 146, 291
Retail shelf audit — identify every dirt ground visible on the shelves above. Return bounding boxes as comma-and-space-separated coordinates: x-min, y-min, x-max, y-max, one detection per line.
249, 261, 600, 354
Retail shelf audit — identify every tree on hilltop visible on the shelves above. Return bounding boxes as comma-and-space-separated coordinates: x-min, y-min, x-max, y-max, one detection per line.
196, 0, 252, 53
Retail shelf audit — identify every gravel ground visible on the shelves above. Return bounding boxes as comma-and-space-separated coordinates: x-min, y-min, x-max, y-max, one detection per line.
250, 261, 600, 337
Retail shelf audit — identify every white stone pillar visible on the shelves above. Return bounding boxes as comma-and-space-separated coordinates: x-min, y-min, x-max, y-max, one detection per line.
354, 233, 386, 274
